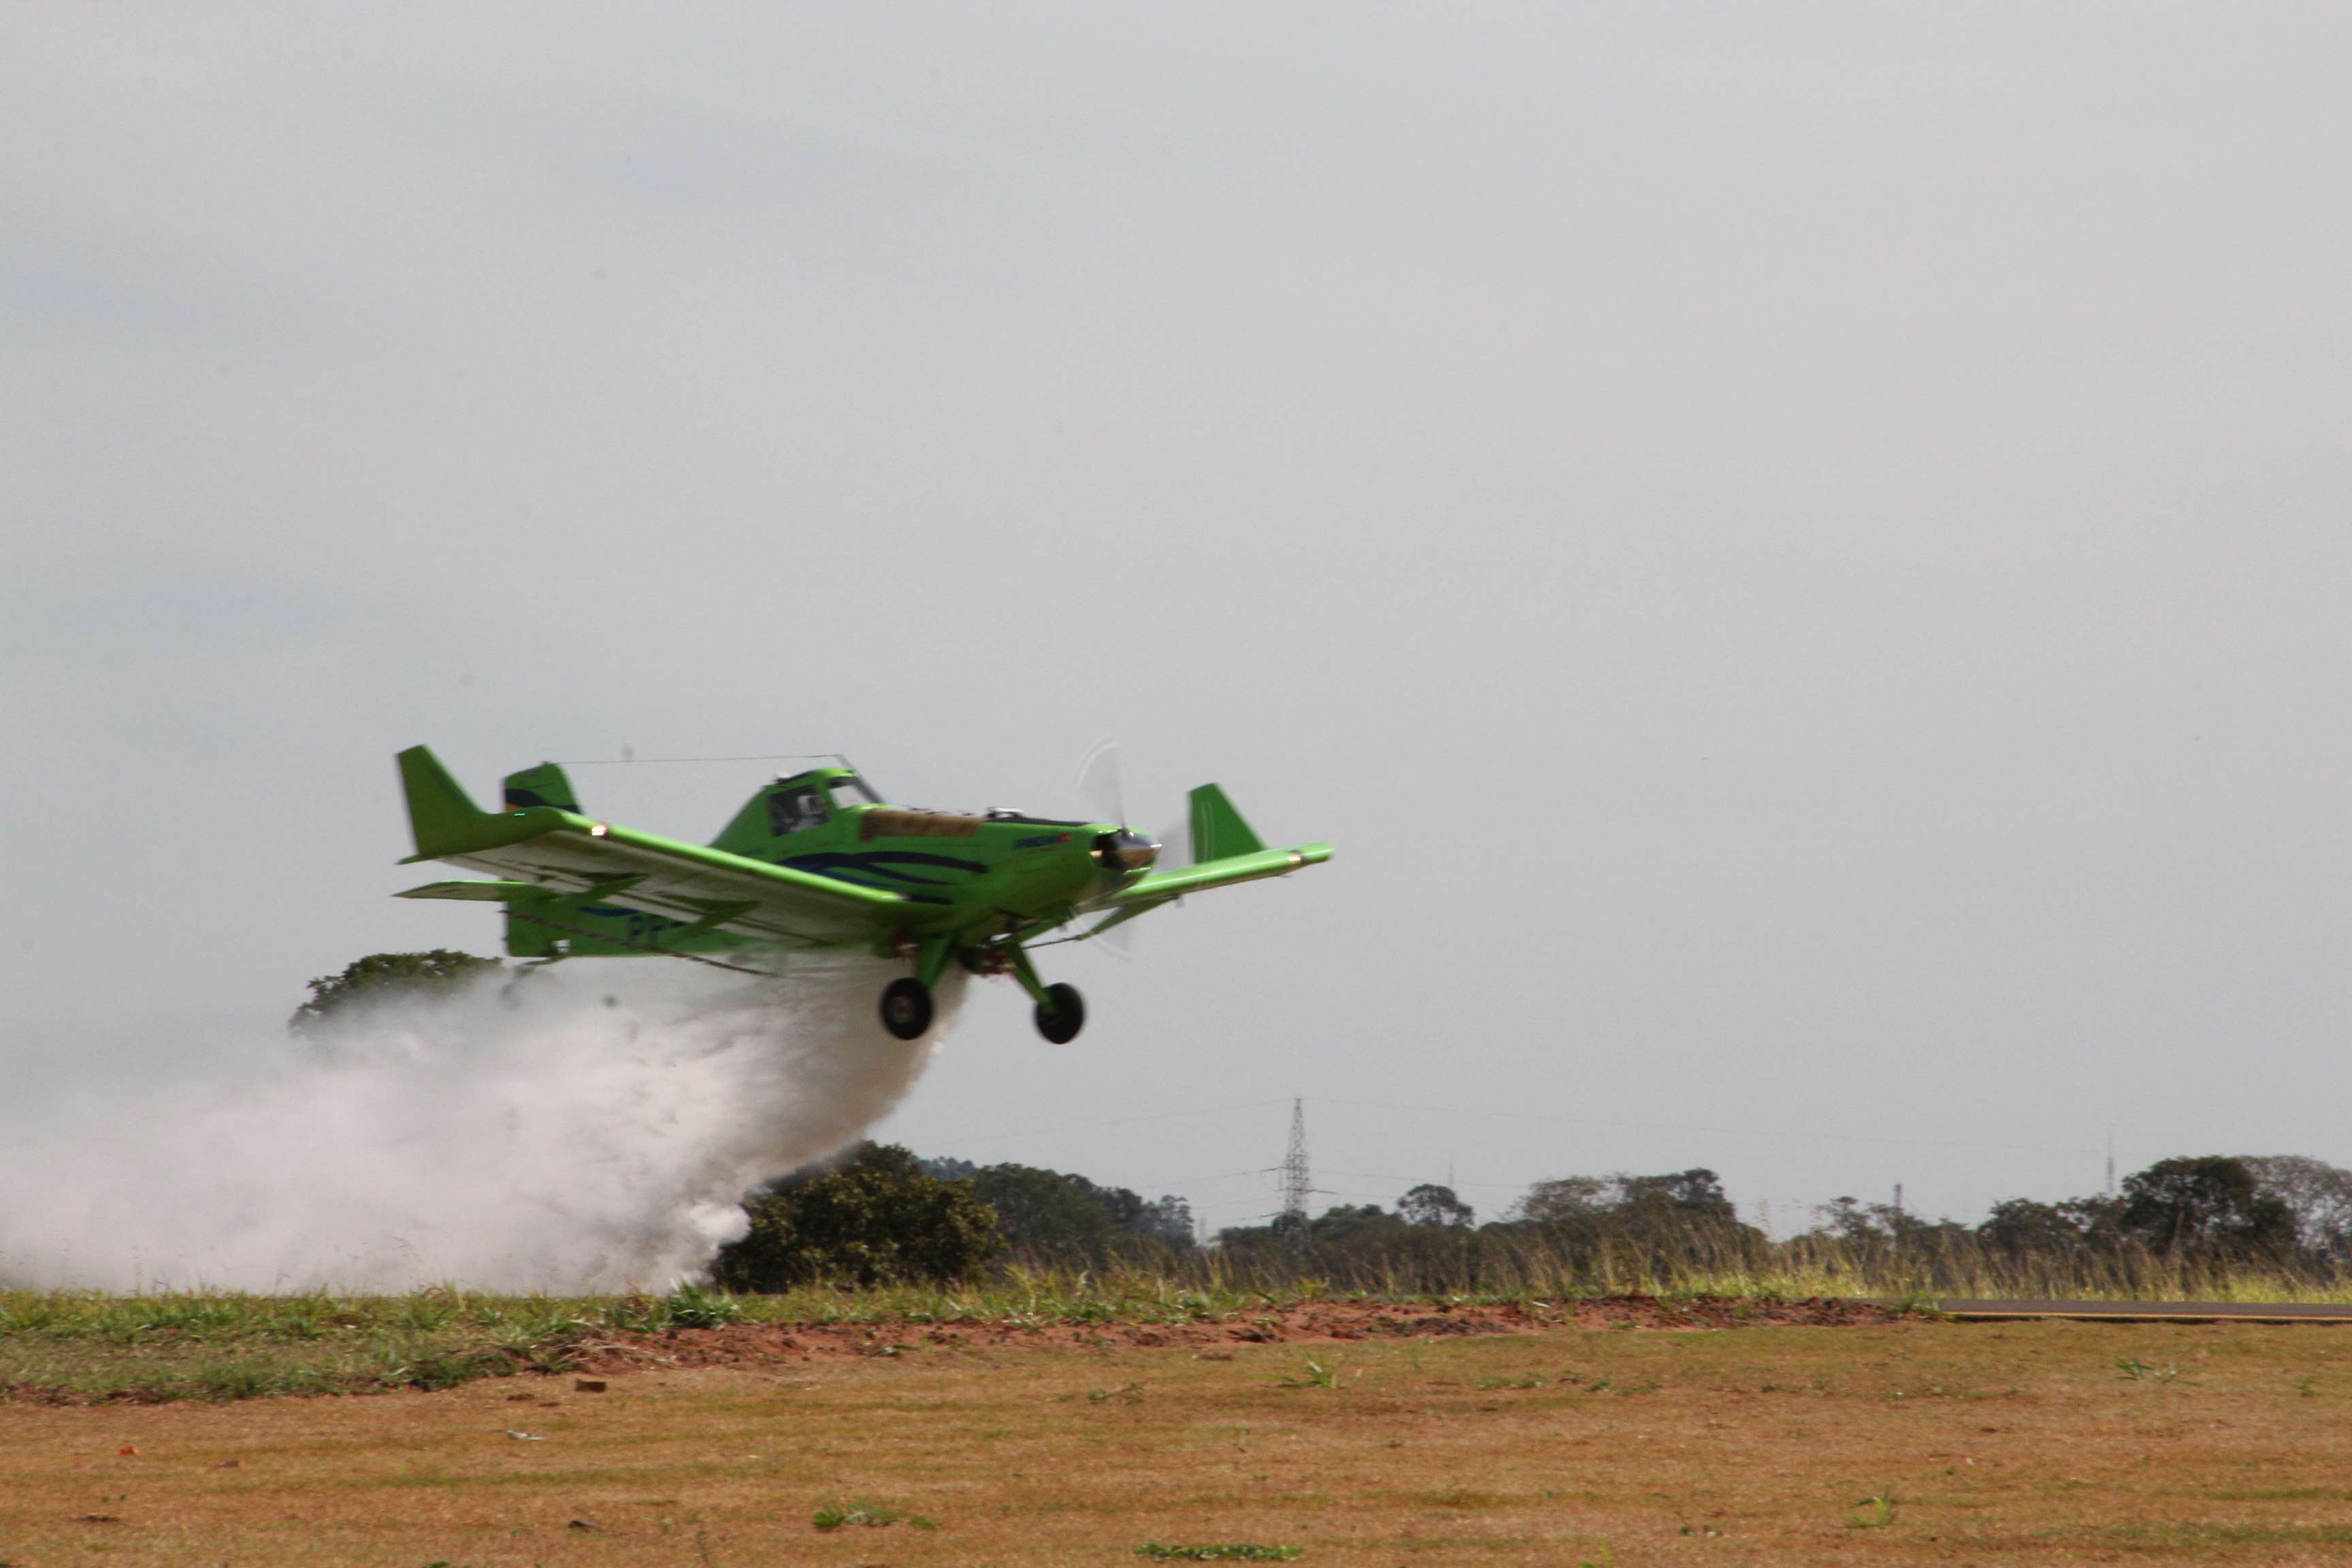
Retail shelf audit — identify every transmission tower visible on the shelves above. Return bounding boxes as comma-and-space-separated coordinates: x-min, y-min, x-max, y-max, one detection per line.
1279, 1098, 1312, 1246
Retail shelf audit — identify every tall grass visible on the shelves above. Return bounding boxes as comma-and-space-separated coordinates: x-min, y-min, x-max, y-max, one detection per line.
1164, 1223, 2352, 1304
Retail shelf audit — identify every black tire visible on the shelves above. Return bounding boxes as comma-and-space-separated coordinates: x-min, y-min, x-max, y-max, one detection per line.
879, 977, 934, 1040
1034, 981, 1085, 1043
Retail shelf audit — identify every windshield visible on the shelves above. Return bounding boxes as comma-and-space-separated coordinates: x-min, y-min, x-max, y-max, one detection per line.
769, 787, 829, 836
828, 774, 881, 806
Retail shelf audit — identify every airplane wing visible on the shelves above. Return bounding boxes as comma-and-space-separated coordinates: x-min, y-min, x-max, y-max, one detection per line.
391, 745, 902, 948
1102, 843, 1333, 904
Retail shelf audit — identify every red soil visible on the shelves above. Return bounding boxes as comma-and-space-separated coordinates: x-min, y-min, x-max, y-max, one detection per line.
569, 1294, 1899, 1372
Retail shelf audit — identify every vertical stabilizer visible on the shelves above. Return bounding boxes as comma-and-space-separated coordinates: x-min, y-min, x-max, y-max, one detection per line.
397, 746, 494, 859
502, 761, 580, 813
1188, 784, 1267, 864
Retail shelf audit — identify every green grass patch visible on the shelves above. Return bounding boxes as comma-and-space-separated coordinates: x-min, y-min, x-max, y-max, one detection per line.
813, 1499, 936, 1531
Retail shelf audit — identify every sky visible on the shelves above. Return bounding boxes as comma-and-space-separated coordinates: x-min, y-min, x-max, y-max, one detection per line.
4, 1, 2349, 1239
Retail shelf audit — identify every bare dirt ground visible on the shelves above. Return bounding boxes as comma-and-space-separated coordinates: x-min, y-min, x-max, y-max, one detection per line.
566, 1295, 1899, 1371
7, 1313, 2352, 1566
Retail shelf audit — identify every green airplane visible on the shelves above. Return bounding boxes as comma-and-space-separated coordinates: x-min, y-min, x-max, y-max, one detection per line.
391, 747, 1333, 1042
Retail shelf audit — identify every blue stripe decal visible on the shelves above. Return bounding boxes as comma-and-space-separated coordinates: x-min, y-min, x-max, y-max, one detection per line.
783, 850, 985, 887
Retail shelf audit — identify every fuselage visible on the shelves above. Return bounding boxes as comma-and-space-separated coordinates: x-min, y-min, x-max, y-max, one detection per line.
706, 767, 1152, 938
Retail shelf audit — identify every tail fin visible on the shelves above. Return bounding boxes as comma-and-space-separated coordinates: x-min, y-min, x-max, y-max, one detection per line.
502, 761, 580, 813
1188, 784, 1267, 864
397, 745, 495, 860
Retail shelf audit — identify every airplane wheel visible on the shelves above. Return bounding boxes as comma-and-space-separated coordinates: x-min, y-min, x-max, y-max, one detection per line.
1034, 982, 1085, 1043
879, 978, 934, 1040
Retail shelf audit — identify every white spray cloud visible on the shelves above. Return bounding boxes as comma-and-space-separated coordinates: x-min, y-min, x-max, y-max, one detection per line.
0, 956, 956, 1293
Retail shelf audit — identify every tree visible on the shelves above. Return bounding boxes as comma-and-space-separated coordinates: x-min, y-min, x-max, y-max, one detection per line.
1512, 1176, 1611, 1225
962, 1162, 1195, 1264
1617, 1169, 1736, 1224
288, 949, 501, 1034
1213, 1200, 1488, 1287
1502, 1169, 1767, 1280
1129, 1193, 1196, 1249
1978, 1196, 2122, 1256
714, 1142, 1004, 1290
2239, 1156, 2352, 1258
1979, 1198, 2080, 1254
1511, 1171, 1735, 1228
968, 1163, 1122, 1260
2118, 1156, 2294, 1257
1399, 1183, 1476, 1228
1304, 1204, 1399, 1247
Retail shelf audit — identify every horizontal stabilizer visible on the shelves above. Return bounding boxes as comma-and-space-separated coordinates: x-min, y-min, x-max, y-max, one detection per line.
396, 880, 540, 901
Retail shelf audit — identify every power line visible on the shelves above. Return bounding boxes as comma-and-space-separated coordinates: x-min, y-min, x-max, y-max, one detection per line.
900, 1097, 1292, 1155
1311, 1095, 2114, 1160
556, 753, 851, 767
910, 1092, 2120, 1173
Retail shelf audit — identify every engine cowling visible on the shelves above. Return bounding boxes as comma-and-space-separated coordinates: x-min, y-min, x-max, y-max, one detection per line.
1090, 829, 1159, 873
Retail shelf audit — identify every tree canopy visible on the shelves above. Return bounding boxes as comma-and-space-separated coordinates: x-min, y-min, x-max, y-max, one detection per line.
715, 1142, 1003, 1290
949, 1161, 1194, 1264
1399, 1183, 1476, 1228
287, 949, 502, 1034
2117, 1156, 2295, 1257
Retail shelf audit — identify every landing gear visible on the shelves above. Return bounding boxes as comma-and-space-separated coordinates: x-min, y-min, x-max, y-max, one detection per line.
879, 977, 934, 1040
893, 936, 1083, 1042
1034, 981, 1085, 1044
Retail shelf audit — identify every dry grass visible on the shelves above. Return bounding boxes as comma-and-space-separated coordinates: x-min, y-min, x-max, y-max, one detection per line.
7, 1318, 2352, 1565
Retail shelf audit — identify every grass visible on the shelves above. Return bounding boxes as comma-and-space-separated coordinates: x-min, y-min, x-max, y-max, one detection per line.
1136, 1546, 1303, 1561
0, 1279, 1383, 1404
813, 1497, 936, 1530
9, 1241, 2352, 1406
1266, 1355, 1356, 1390
7, 1318, 2352, 1564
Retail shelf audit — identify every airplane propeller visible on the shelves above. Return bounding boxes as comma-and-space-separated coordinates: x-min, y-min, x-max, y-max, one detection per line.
1075, 734, 1128, 832
1071, 736, 1185, 958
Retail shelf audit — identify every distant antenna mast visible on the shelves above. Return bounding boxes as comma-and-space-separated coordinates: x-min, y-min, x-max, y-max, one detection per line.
1280, 1099, 1312, 1247
2106, 1127, 2117, 1198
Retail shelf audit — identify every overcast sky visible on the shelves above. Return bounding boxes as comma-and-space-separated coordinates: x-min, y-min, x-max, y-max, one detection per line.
5, 2, 2349, 1235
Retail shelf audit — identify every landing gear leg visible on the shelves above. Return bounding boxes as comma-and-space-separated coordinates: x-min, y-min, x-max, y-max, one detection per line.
1004, 945, 1085, 1043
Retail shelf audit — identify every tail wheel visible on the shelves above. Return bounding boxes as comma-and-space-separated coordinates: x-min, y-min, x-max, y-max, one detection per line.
1034, 981, 1085, 1043
879, 977, 934, 1040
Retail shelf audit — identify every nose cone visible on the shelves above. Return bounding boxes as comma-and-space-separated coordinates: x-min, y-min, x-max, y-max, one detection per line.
1090, 828, 1159, 873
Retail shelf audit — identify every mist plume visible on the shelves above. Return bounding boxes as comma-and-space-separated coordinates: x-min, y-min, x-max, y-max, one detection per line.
0, 956, 955, 1293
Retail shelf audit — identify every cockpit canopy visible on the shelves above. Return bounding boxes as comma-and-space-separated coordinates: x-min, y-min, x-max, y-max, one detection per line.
766, 768, 883, 836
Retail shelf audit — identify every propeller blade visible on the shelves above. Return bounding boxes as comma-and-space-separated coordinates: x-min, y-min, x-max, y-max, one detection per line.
1081, 900, 1152, 960
1075, 735, 1128, 827
1158, 813, 1191, 869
